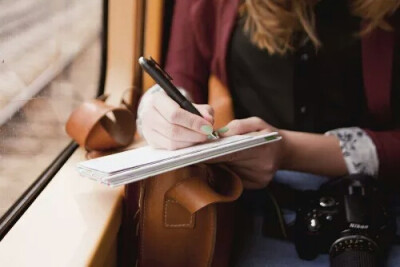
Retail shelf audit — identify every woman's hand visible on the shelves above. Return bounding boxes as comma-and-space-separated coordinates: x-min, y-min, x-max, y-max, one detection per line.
138, 87, 215, 150
210, 117, 285, 189
210, 117, 348, 188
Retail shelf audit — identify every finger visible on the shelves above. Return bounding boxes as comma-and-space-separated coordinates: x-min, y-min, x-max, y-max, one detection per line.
229, 166, 261, 186
226, 145, 271, 163
205, 146, 261, 164
219, 117, 270, 137
229, 165, 271, 188
142, 128, 194, 150
194, 104, 215, 124
241, 180, 265, 190
143, 106, 209, 143
152, 93, 213, 135
205, 152, 237, 164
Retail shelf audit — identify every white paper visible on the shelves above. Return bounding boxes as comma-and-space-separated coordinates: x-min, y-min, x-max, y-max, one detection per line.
77, 132, 281, 186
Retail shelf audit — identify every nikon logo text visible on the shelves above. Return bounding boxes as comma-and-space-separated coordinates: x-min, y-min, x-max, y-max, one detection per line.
350, 223, 369, 229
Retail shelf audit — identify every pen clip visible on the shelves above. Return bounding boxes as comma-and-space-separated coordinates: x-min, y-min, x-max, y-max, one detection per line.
149, 57, 173, 81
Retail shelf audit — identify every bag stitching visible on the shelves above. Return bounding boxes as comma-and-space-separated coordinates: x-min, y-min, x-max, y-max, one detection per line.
164, 199, 195, 228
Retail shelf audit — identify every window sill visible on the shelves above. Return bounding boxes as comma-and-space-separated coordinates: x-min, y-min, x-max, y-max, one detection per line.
0, 148, 123, 266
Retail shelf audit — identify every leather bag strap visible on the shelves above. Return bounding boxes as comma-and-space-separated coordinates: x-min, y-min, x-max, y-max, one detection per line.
66, 99, 135, 151
165, 165, 243, 214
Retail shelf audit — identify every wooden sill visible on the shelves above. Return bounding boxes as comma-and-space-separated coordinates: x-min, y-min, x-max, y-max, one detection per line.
0, 148, 123, 267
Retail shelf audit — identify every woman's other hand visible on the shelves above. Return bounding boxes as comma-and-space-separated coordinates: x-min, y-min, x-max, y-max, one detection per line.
210, 117, 284, 189
138, 86, 215, 150
211, 117, 348, 188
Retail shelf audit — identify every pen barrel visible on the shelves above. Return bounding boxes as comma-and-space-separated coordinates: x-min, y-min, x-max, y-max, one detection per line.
181, 100, 202, 117
161, 79, 187, 102
139, 57, 204, 118
147, 68, 203, 117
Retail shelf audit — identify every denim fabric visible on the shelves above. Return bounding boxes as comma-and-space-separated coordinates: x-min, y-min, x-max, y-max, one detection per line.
232, 171, 400, 267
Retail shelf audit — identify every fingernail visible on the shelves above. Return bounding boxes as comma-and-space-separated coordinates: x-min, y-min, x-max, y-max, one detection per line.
208, 134, 216, 140
217, 127, 229, 134
201, 125, 213, 135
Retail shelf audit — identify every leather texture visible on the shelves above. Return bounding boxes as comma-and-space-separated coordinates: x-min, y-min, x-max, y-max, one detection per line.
66, 85, 241, 267
66, 98, 135, 151
137, 164, 242, 267
165, 164, 242, 214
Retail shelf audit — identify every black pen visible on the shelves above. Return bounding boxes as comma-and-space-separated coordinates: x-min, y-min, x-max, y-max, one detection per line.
138, 56, 218, 138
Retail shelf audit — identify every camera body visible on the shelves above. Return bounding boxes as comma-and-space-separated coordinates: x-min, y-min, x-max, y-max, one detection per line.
294, 175, 395, 266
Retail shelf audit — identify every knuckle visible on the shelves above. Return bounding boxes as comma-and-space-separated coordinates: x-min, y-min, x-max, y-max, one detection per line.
185, 115, 202, 131
260, 156, 274, 169
251, 116, 262, 124
168, 108, 182, 122
189, 117, 200, 130
261, 163, 273, 173
233, 120, 244, 131
230, 119, 240, 128
168, 125, 181, 138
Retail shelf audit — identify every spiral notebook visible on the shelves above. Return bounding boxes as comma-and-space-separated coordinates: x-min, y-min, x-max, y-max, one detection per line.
77, 132, 281, 187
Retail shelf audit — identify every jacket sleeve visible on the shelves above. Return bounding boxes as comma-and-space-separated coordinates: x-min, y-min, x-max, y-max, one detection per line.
164, 0, 215, 104
361, 15, 400, 181
364, 129, 400, 181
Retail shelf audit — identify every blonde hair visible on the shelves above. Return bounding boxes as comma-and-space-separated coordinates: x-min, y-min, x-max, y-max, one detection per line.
241, 0, 400, 55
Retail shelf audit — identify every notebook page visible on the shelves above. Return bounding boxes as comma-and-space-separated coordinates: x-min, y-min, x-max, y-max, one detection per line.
78, 135, 251, 174
103, 133, 281, 186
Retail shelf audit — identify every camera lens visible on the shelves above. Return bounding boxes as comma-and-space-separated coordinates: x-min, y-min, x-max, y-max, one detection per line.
329, 235, 379, 267
331, 250, 378, 267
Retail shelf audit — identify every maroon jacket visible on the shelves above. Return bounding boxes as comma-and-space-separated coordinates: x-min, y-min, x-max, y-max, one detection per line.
165, 0, 400, 181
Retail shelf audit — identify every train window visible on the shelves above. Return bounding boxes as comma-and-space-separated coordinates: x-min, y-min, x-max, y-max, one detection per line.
0, 0, 104, 219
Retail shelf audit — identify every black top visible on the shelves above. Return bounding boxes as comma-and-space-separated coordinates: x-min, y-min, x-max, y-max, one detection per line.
227, 0, 399, 133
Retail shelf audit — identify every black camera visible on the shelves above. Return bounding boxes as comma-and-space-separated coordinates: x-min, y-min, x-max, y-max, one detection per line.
294, 175, 396, 267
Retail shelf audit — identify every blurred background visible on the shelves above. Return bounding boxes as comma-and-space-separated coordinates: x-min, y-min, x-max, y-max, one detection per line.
0, 0, 103, 217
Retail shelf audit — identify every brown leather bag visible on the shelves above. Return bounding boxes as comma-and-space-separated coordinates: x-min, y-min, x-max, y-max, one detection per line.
66, 82, 242, 267
123, 164, 242, 267
66, 98, 135, 151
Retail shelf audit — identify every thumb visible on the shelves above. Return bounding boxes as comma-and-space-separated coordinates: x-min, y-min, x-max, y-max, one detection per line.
218, 117, 271, 137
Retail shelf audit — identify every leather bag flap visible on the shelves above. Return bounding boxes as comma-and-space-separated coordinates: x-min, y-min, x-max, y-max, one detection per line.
165, 165, 243, 214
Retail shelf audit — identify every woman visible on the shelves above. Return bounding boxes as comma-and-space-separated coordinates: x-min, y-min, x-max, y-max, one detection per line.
138, 0, 400, 265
